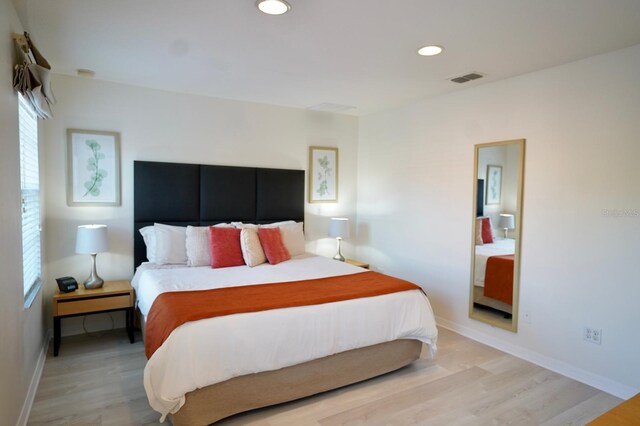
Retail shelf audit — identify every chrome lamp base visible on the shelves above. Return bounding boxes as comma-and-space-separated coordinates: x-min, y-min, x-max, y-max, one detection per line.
332, 238, 345, 262
83, 253, 104, 289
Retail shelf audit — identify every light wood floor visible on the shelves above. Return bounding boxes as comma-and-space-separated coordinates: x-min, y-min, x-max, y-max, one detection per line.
28, 327, 621, 425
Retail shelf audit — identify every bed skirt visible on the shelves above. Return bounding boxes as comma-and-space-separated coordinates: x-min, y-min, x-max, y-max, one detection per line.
169, 339, 423, 426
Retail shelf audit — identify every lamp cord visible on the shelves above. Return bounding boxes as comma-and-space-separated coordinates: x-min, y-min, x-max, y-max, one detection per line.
82, 313, 115, 337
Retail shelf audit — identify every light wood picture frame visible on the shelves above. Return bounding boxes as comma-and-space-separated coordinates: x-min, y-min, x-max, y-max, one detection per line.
309, 146, 338, 203
485, 164, 502, 205
67, 129, 121, 206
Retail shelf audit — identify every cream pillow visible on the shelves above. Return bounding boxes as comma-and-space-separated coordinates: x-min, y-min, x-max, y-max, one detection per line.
240, 228, 267, 267
278, 222, 305, 256
185, 223, 234, 266
186, 226, 211, 267
475, 219, 484, 245
154, 223, 187, 265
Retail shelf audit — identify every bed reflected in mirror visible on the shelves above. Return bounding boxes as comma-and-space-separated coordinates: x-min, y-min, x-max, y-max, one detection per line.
469, 139, 525, 332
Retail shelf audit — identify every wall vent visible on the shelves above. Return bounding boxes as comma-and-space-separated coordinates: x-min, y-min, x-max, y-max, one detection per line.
450, 72, 485, 84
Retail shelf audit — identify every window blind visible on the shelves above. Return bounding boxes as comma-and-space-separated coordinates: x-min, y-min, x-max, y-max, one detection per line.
19, 93, 41, 298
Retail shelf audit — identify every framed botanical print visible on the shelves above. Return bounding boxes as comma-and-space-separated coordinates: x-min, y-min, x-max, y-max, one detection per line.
309, 146, 338, 203
485, 164, 502, 205
67, 129, 121, 206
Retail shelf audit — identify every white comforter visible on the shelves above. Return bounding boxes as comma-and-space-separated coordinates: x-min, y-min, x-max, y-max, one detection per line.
133, 254, 438, 420
474, 239, 515, 287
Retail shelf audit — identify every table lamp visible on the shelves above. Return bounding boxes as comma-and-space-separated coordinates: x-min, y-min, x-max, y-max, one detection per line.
498, 214, 515, 239
76, 224, 109, 289
328, 218, 350, 261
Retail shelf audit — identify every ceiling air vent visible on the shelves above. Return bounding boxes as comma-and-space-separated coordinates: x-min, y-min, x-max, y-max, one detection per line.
450, 72, 485, 84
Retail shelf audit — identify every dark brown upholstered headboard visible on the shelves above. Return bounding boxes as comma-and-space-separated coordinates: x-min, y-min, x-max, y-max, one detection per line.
133, 161, 304, 269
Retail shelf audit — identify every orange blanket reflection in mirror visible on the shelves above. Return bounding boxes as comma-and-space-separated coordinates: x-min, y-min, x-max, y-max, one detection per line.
484, 255, 514, 305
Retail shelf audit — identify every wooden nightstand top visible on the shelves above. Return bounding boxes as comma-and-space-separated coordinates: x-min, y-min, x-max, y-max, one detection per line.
53, 280, 134, 317
54, 279, 132, 300
345, 259, 370, 269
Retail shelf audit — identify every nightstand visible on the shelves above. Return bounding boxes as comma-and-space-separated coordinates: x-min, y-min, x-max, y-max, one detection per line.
345, 259, 370, 269
53, 280, 135, 356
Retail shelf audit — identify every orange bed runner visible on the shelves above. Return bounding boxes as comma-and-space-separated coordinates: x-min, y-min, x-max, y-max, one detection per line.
145, 271, 420, 359
484, 254, 514, 305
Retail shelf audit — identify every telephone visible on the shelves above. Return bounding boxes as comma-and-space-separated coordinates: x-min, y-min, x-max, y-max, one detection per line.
56, 276, 78, 293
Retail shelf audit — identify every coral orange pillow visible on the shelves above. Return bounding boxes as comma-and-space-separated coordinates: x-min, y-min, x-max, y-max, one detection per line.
481, 217, 494, 244
209, 227, 245, 268
257, 227, 291, 265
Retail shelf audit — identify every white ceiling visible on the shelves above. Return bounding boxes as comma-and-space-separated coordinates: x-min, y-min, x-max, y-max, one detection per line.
18, 0, 640, 115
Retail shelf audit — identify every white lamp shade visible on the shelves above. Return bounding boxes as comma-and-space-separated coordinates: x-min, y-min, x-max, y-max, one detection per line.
498, 214, 515, 229
328, 218, 350, 239
76, 224, 109, 254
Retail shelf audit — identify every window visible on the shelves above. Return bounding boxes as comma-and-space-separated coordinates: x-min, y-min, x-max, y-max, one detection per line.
19, 93, 41, 303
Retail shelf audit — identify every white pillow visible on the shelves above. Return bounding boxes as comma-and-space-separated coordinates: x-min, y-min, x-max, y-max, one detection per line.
263, 220, 297, 228
213, 223, 234, 228
139, 226, 157, 263
186, 226, 211, 267
278, 222, 305, 256
232, 222, 258, 229
154, 223, 188, 265
240, 228, 267, 267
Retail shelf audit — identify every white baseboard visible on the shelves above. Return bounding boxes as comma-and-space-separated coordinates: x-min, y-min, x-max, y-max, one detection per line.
17, 330, 50, 426
436, 316, 637, 400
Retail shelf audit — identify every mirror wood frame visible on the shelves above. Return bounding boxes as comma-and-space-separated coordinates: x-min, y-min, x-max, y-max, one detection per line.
469, 138, 526, 332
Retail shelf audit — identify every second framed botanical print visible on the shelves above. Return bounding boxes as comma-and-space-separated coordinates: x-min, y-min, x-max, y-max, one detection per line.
309, 146, 338, 203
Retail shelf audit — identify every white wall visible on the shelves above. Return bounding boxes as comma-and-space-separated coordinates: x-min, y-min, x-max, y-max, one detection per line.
0, 1, 48, 424
41, 75, 359, 335
357, 44, 640, 397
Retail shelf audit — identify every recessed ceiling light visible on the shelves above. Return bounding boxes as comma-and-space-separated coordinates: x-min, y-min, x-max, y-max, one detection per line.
418, 45, 443, 56
257, 0, 291, 15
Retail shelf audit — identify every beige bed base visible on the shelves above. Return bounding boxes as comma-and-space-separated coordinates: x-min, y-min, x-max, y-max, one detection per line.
169, 339, 422, 425
138, 310, 422, 425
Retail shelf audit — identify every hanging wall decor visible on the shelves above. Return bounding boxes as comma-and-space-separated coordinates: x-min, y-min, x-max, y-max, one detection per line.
309, 146, 338, 203
12, 32, 55, 119
67, 129, 121, 206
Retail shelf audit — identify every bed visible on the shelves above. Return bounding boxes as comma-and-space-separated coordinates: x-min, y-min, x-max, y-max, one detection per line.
133, 161, 438, 425
473, 238, 515, 313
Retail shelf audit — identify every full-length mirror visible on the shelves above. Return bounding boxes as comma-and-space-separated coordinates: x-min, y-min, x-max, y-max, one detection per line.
470, 139, 525, 332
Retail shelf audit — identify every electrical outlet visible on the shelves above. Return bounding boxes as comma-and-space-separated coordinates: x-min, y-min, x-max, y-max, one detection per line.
584, 327, 602, 345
